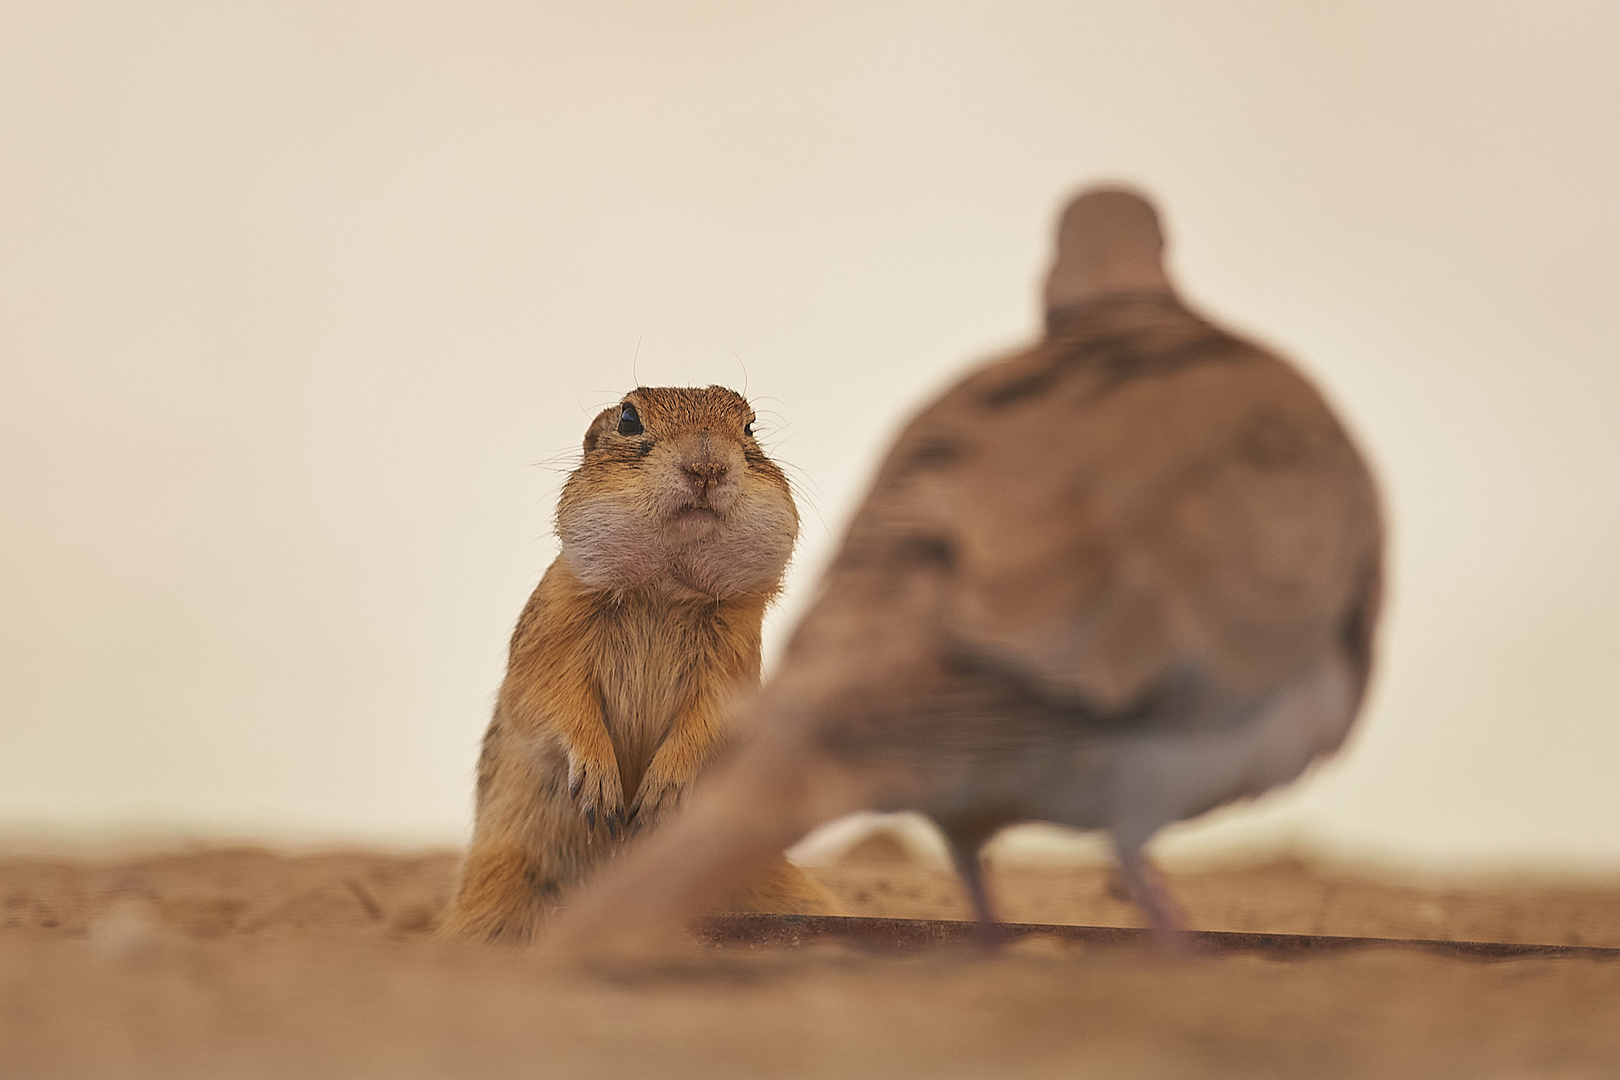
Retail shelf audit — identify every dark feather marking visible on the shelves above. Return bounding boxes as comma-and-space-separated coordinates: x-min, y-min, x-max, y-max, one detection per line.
821, 655, 1223, 762
892, 535, 957, 570
1090, 332, 1247, 391
1340, 557, 1383, 705
982, 306, 1249, 410
979, 366, 1061, 409
904, 437, 968, 469
1238, 408, 1314, 468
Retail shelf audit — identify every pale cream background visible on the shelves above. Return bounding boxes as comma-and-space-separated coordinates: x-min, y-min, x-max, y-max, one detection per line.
2, 2, 1617, 871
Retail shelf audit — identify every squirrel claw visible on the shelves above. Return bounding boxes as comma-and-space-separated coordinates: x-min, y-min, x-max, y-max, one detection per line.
628, 779, 681, 830
566, 750, 625, 836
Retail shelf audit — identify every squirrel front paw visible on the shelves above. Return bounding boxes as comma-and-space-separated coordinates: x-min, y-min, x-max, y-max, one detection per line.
566, 747, 626, 838
626, 764, 688, 833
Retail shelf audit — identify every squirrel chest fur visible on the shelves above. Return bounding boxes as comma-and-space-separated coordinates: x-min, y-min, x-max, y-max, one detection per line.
440, 385, 834, 942
495, 567, 769, 814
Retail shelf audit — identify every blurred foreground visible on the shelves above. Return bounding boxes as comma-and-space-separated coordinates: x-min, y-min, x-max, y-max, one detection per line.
3, 842, 1619, 1078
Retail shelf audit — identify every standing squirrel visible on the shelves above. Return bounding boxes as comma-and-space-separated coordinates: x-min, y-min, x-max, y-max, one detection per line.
439, 386, 837, 943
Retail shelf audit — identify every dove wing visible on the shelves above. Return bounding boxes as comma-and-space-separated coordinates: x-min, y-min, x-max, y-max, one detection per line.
855, 302, 1382, 731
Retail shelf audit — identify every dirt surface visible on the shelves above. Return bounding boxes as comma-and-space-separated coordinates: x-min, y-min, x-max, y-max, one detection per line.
3, 844, 1619, 1078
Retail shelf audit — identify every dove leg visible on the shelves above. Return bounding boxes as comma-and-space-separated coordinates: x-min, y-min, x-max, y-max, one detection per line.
1112, 836, 1195, 953
946, 838, 1007, 949
1101, 659, 1358, 954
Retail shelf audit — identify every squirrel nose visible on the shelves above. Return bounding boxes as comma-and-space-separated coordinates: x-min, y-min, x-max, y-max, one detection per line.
683, 461, 729, 489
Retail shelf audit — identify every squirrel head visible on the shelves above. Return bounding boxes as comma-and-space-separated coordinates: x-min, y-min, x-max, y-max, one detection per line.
556, 385, 799, 601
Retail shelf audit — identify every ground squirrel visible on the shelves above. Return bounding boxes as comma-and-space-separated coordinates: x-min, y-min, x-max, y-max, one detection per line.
542, 186, 1385, 953
439, 386, 836, 942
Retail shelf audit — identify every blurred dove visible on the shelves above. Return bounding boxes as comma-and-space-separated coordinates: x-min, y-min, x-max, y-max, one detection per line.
543, 186, 1384, 951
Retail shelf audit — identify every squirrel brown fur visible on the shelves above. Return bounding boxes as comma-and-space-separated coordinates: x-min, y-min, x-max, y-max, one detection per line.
438, 386, 837, 942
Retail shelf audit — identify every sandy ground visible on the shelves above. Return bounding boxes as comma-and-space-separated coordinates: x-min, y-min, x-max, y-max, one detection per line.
3, 842, 1619, 1078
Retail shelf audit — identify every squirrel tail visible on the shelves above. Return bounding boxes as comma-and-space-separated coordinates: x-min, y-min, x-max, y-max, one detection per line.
539, 730, 867, 959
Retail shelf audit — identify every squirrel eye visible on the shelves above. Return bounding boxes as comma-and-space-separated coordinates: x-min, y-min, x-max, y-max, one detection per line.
617, 403, 643, 437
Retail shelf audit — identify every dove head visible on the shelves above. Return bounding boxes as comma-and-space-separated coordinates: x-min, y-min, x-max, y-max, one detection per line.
1043, 186, 1174, 317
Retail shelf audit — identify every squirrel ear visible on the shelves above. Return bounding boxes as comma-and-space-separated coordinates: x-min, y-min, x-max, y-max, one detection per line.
582, 408, 613, 454
582, 403, 624, 453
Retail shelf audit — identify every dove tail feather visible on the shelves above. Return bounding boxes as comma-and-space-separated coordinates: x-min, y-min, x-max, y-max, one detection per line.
540, 736, 868, 955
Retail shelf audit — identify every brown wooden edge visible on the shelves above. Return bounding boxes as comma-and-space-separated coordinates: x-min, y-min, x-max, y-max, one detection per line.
694, 912, 1620, 961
